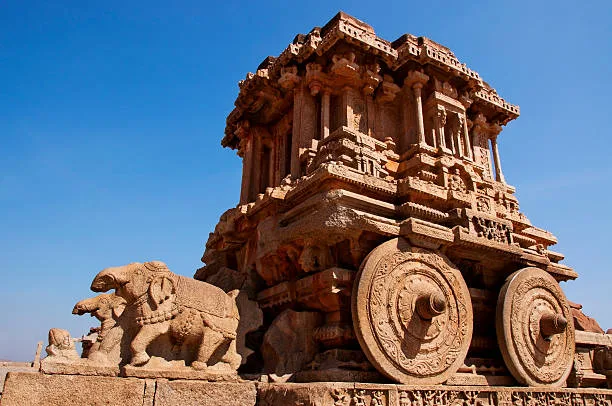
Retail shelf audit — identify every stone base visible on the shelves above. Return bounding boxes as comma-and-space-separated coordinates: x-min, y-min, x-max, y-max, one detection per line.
0, 372, 256, 406
122, 364, 238, 381
4, 372, 612, 405
446, 372, 516, 386
41, 358, 120, 377
257, 382, 612, 405
294, 368, 385, 383
1, 372, 150, 406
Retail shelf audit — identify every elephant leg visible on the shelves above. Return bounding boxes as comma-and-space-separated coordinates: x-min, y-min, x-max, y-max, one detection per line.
131, 323, 169, 366
221, 337, 241, 370
192, 327, 224, 370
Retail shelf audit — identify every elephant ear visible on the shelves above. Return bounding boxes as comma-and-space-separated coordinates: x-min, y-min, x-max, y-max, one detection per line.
148, 276, 175, 309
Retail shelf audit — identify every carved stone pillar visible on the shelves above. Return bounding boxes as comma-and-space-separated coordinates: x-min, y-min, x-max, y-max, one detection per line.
404, 71, 429, 147
460, 115, 473, 160
471, 114, 493, 179
321, 90, 330, 139
490, 131, 506, 184
252, 129, 263, 195
237, 121, 252, 204
291, 86, 304, 178
414, 84, 426, 145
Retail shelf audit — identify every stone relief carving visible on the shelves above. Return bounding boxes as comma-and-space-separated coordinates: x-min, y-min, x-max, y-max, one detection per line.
473, 217, 512, 244
449, 168, 467, 192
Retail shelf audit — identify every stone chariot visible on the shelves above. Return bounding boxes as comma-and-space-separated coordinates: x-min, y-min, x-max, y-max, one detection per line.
6, 12, 612, 406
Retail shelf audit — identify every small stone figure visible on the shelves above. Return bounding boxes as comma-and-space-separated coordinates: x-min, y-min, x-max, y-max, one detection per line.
371, 390, 383, 406
45, 328, 79, 361
331, 389, 351, 406
352, 389, 366, 406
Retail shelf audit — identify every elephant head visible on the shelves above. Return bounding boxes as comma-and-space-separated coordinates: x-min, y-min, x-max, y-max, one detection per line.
73, 293, 126, 322
91, 261, 175, 308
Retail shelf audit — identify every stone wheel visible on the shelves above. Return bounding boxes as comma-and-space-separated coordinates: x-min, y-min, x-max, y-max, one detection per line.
351, 238, 473, 384
496, 267, 575, 387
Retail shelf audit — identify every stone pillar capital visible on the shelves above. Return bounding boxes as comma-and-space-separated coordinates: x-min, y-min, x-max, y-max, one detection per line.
404, 70, 429, 89
488, 123, 503, 140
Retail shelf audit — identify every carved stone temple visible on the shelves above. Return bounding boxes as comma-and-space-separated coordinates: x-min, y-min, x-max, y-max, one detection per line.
3, 12, 612, 406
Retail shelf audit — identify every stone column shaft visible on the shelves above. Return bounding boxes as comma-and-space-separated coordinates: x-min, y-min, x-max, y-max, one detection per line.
321, 91, 330, 139
462, 116, 473, 160
413, 84, 426, 145
239, 136, 253, 204
490, 136, 506, 183
291, 87, 304, 178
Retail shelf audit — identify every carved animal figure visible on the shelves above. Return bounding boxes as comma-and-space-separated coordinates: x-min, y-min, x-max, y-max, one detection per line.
90, 261, 241, 370
72, 293, 126, 358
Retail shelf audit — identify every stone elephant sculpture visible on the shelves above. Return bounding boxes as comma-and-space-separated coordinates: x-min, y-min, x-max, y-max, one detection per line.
90, 261, 241, 370
72, 293, 126, 359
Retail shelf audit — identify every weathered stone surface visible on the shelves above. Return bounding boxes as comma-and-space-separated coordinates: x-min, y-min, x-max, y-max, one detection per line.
571, 301, 605, 333
1, 372, 147, 406
0, 362, 35, 396
235, 291, 263, 365
40, 358, 119, 376
122, 360, 238, 381
154, 379, 256, 406
261, 309, 322, 375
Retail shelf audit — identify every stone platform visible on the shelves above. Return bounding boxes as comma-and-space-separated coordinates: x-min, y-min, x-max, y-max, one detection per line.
0, 372, 256, 406
3, 372, 612, 405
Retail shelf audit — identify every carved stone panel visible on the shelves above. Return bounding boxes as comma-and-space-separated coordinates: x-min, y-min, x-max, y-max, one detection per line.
352, 238, 473, 384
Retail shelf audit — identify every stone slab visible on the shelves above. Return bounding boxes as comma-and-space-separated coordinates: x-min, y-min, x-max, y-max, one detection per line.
122, 364, 238, 381
154, 379, 256, 406
0, 363, 35, 395
40, 359, 119, 377
0, 372, 147, 406
4, 373, 612, 405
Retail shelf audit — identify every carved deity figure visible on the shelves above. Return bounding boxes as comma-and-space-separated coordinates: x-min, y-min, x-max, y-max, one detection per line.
331, 389, 351, 406
352, 390, 366, 406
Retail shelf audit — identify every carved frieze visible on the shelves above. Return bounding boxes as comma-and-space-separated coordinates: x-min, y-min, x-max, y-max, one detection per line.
472, 217, 512, 244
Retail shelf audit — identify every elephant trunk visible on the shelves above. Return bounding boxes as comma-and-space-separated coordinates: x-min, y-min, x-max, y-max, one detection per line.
91, 266, 129, 292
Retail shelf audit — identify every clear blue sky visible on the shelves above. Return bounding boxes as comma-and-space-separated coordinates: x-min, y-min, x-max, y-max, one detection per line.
1, 1, 611, 361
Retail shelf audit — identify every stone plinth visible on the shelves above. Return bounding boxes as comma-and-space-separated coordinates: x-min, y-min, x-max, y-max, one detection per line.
4, 373, 612, 405
1, 372, 149, 406
0, 372, 257, 406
